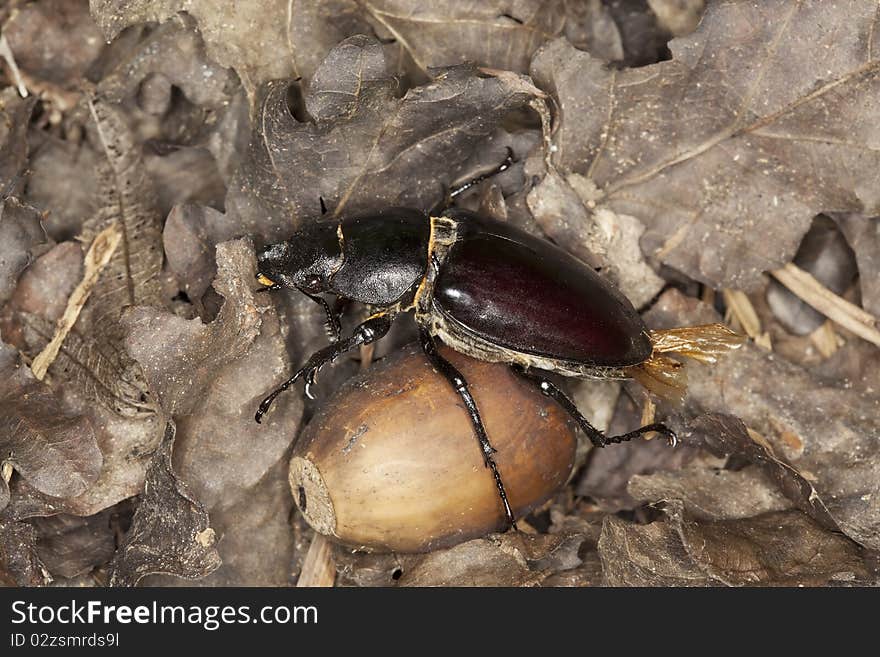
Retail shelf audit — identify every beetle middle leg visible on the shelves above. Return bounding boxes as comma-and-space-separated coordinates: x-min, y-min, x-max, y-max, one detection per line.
448, 147, 515, 199
432, 147, 516, 212
512, 366, 678, 448
255, 313, 394, 423
420, 328, 517, 531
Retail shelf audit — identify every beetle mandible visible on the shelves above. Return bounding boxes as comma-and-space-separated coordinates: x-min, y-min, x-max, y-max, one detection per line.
252, 161, 683, 530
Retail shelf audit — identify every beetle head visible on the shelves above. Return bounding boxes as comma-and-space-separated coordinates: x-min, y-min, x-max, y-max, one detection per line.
255, 222, 343, 295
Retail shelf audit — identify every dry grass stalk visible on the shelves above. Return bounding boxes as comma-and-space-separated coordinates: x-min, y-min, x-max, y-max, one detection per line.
771, 263, 880, 348
30, 222, 122, 380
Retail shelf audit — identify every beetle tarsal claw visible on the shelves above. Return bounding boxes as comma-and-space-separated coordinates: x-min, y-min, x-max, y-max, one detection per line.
303, 369, 319, 399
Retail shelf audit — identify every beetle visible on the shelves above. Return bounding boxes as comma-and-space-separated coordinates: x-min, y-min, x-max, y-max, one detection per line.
253, 164, 677, 530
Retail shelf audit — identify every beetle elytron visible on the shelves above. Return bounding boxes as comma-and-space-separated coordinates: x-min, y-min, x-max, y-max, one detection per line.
253, 188, 679, 530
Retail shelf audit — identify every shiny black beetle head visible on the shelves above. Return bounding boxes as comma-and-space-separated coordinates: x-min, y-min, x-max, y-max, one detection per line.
255, 222, 342, 295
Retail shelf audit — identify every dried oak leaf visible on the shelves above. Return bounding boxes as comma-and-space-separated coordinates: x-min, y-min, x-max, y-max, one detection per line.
833, 213, 880, 317
79, 94, 164, 330
33, 509, 117, 579
0, 519, 48, 586
89, 0, 330, 98
3, 97, 170, 518
0, 197, 47, 306
5, 401, 166, 519
0, 343, 102, 500
97, 15, 237, 110
23, 131, 100, 242
599, 501, 868, 586
398, 532, 587, 587
15, 94, 164, 418
162, 203, 240, 302
0, 90, 36, 198
687, 413, 839, 531
4, 0, 105, 86
646, 289, 880, 550
90, 0, 606, 97
629, 465, 792, 521
354, 0, 616, 79
148, 460, 295, 586
124, 237, 303, 511
108, 423, 221, 587
529, 0, 880, 290
226, 34, 540, 242
122, 237, 264, 416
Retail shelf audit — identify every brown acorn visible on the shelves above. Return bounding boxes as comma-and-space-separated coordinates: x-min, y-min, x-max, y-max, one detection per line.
289, 342, 577, 553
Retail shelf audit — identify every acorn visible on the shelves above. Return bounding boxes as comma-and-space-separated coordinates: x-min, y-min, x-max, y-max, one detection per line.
289, 342, 577, 552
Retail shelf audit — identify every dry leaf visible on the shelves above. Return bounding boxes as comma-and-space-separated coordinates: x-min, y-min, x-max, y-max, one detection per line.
0, 343, 102, 499
0, 197, 46, 306
834, 213, 880, 318
3, 0, 104, 86
122, 238, 264, 416
599, 501, 867, 586
226, 34, 539, 242
108, 423, 221, 586
0, 519, 49, 586
33, 509, 117, 579
89, 0, 339, 98
687, 413, 839, 531
530, 0, 880, 290
628, 466, 792, 521
0, 91, 35, 197
97, 15, 237, 110
124, 237, 303, 560
355, 0, 576, 78
645, 289, 880, 550
399, 532, 586, 587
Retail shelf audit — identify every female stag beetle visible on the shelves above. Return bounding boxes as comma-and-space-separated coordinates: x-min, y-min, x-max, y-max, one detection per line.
252, 161, 691, 531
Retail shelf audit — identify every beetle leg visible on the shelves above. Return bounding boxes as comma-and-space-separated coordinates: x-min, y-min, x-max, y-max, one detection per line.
303, 291, 342, 343
255, 313, 394, 423
511, 366, 678, 448
448, 147, 515, 200
420, 328, 517, 532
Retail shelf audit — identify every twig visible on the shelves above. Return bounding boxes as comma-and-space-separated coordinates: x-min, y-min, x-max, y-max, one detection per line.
640, 394, 657, 441
722, 289, 761, 339
770, 263, 880, 348
31, 222, 122, 380
809, 320, 840, 359
0, 33, 27, 97
723, 288, 771, 350
296, 534, 335, 587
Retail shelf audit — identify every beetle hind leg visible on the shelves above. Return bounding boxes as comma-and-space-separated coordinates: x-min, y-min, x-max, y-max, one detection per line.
512, 366, 678, 448
420, 329, 517, 532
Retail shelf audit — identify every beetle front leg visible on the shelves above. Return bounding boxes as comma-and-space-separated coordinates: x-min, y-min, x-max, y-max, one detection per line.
420, 328, 517, 532
302, 291, 342, 343
255, 313, 394, 423
511, 366, 678, 448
